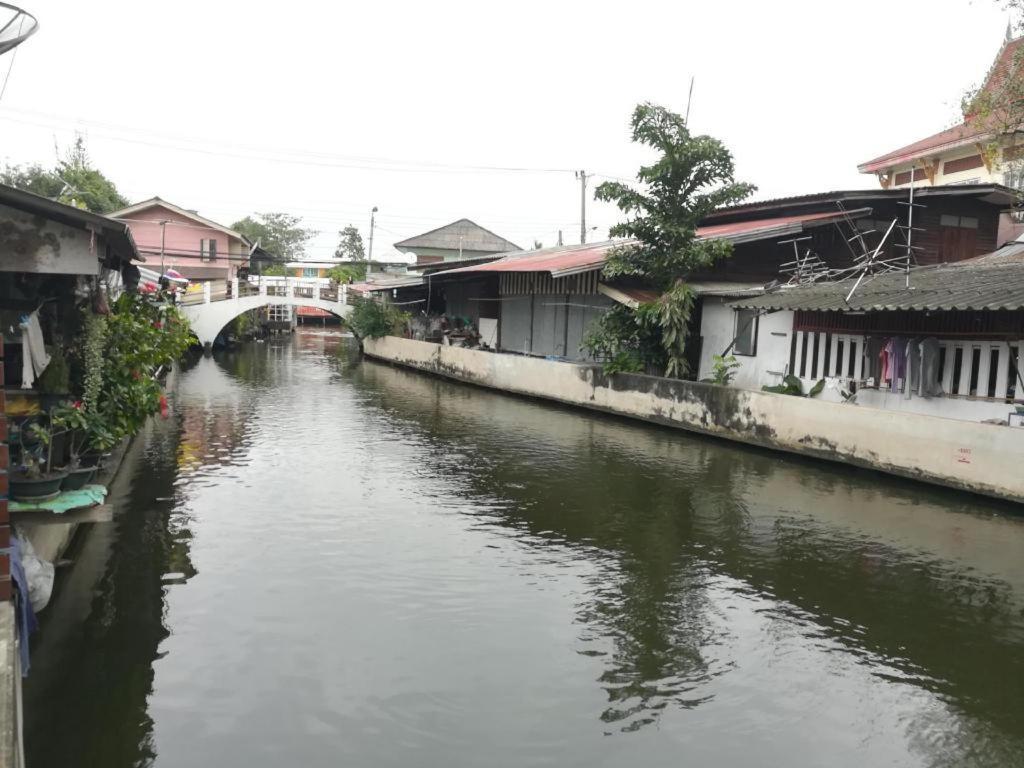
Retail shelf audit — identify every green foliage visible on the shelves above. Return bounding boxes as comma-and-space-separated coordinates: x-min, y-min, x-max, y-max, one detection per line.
81, 310, 107, 412
583, 303, 665, 374
705, 354, 741, 386
326, 263, 367, 283
0, 136, 128, 213
334, 225, 366, 261
232, 212, 317, 261
347, 296, 409, 339
586, 103, 754, 378
37, 350, 70, 394
88, 294, 193, 450
261, 263, 286, 276
762, 375, 825, 398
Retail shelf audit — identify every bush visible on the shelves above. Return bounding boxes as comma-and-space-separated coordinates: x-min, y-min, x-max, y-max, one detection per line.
347, 296, 408, 339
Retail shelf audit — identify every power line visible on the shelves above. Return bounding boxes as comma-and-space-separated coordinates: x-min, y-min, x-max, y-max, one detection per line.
0, 107, 588, 175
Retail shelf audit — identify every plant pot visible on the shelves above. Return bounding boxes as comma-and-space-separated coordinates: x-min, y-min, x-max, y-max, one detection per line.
60, 466, 97, 491
10, 470, 68, 502
78, 451, 104, 469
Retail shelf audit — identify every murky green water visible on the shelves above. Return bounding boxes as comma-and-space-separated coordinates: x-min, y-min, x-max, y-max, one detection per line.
23, 331, 1024, 767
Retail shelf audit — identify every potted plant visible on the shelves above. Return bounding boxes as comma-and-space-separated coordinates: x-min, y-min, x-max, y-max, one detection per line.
52, 402, 101, 490
10, 420, 68, 501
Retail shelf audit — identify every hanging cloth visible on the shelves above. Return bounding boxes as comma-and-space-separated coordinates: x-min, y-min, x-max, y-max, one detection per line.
880, 339, 892, 386
906, 339, 921, 400
920, 337, 943, 397
19, 310, 50, 389
0, 539, 38, 677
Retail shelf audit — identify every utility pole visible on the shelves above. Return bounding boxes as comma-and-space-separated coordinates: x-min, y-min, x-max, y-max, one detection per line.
159, 219, 168, 276
557, 230, 563, 247
576, 170, 588, 244
367, 206, 378, 263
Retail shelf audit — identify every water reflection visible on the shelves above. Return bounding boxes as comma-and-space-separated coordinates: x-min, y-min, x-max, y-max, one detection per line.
23, 333, 1024, 768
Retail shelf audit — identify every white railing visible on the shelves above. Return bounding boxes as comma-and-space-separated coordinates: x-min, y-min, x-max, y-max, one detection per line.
179, 276, 350, 306
789, 330, 1024, 401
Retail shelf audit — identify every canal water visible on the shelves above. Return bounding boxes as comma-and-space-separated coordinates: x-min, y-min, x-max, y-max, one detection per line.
23, 331, 1024, 767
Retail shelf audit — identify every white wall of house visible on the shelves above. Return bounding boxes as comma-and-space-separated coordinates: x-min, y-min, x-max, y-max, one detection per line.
698, 298, 1024, 423
697, 298, 792, 390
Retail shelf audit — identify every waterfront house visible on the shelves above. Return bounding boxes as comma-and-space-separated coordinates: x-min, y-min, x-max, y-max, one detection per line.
858, 30, 1024, 241
385, 185, 1016, 370
728, 253, 1024, 423
394, 219, 520, 266
108, 197, 251, 283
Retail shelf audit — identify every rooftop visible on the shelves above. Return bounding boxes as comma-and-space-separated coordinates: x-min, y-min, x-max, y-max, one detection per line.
858, 34, 1024, 173
0, 182, 140, 263
393, 218, 521, 254
439, 210, 873, 278
732, 261, 1024, 313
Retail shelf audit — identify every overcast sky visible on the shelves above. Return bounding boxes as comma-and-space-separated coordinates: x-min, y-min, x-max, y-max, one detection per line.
0, 0, 1012, 260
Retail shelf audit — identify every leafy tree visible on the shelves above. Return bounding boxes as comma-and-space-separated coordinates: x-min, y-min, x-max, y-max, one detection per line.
1, 136, 128, 213
260, 263, 286, 276
334, 225, 366, 261
231, 212, 316, 261
347, 295, 408, 340
327, 263, 366, 283
584, 103, 754, 377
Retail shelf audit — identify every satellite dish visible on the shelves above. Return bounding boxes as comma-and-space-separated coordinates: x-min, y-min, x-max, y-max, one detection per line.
0, 3, 38, 57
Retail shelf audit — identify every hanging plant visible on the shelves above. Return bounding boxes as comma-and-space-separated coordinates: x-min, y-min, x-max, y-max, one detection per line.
81, 308, 107, 412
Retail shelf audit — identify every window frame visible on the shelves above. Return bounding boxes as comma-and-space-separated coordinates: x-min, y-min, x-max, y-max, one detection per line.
733, 308, 759, 357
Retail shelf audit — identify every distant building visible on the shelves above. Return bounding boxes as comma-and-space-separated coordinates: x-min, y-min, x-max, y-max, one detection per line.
109, 197, 251, 282
858, 30, 1024, 241
393, 219, 520, 266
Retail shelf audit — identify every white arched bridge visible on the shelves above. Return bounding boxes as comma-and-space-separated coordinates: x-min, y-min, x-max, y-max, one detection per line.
179, 276, 354, 347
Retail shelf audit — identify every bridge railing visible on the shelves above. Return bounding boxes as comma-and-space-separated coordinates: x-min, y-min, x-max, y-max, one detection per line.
177, 275, 354, 307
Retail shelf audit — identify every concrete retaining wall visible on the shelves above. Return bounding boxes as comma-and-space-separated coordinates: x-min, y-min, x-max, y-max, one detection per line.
364, 336, 1024, 504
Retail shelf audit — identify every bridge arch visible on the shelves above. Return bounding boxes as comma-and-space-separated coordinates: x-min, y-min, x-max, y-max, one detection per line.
180, 294, 353, 347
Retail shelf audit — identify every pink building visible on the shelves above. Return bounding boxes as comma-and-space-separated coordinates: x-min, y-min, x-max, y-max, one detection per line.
108, 197, 251, 282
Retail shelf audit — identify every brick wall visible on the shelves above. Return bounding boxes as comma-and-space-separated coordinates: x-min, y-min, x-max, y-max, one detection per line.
0, 337, 8, 602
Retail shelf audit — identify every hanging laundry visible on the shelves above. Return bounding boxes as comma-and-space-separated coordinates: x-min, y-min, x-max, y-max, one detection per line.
889, 336, 908, 391
19, 310, 50, 389
906, 339, 921, 400
920, 337, 943, 397
865, 337, 886, 383
879, 339, 892, 386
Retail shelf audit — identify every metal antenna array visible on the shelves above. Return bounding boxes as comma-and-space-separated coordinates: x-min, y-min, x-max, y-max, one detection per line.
896, 180, 925, 288
778, 236, 830, 285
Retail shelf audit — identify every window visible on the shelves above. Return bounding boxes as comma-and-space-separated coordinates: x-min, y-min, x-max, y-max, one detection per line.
733, 309, 758, 356
303, 267, 319, 278
939, 214, 979, 229
200, 238, 218, 262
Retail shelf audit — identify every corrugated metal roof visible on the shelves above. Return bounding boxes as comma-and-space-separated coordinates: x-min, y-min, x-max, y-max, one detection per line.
689, 281, 766, 297
732, 262, 1024, 312
961, 240, 1024, 265
441, 210, 869, 279
704, 185, 1018, 219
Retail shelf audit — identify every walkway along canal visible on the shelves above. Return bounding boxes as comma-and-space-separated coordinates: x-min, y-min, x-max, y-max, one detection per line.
24, 331, 1024, 767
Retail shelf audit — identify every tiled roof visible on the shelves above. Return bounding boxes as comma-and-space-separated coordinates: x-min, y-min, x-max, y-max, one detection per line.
732, 261, 1024, 312
858, 35, 1024, 173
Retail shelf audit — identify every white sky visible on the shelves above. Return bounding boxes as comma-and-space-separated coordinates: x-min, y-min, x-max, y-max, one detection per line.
0, 0, 1012, 260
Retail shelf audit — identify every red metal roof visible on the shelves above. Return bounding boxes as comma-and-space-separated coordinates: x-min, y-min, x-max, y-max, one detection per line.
440, 210, 865, 278
859, 36, 1024, 173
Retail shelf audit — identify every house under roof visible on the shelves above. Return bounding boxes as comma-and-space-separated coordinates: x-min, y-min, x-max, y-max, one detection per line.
393, 219, 521, 262
108, 196, 250, 244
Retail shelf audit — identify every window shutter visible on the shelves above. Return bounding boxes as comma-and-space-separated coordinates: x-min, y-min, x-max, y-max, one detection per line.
209, 239, 217, 261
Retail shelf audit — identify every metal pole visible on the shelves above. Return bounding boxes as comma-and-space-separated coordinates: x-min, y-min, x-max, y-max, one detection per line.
577, 171, 587, 244
367, 206, 378, 263
906, 179, 915, 289
159, 219, 167, 276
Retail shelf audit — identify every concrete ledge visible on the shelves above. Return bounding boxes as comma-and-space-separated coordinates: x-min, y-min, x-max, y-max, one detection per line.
364, 336, 1024, 504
